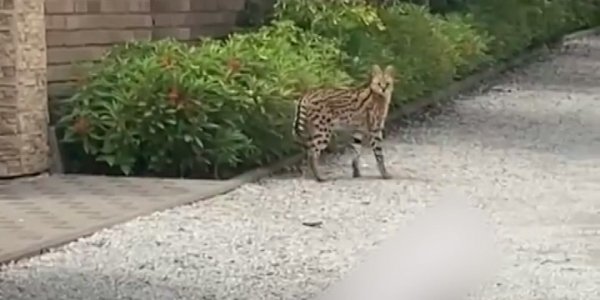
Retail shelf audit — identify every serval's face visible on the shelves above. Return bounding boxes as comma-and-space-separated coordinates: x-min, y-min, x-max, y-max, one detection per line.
370, 64, 395, 98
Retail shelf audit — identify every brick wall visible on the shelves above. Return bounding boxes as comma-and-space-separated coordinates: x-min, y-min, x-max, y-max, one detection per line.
45, 0, 246, 97
1, 0, 49, 177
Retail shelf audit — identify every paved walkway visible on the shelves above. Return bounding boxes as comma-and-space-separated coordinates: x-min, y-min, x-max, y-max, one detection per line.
1, 36, 599, 299
0, 175, 238, 263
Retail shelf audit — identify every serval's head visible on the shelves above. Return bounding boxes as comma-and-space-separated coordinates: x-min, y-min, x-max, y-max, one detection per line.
369, 64, 395, 99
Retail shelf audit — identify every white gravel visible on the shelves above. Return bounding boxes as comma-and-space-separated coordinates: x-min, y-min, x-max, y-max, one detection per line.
1, 36, 600, 300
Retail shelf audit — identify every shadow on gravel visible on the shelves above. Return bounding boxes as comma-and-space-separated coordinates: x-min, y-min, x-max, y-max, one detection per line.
0, 269, 218, 300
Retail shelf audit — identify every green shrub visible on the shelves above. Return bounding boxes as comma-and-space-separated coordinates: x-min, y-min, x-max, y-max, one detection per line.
433, 12, 492, 76
57, 0, 600, 179
526, 0, 571, 43
465, 0, 536, 59
564, 0, 600, 28
375, 4, 456, 102
274, 1, 489, 104
466, 0, 600, 60
377, 4, 491, 103
274, 0, 389, 79
274, 0, 385, 35
57, 21, 352, 178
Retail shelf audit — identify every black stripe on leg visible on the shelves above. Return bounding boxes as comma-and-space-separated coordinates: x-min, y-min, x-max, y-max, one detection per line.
370, 128, 383, 134
371, 138, 382, 147
373, 146, 384, 162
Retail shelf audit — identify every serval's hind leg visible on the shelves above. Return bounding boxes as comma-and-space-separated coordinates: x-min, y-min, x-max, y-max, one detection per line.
306, 125, 333, 182
350, 131, 364, 178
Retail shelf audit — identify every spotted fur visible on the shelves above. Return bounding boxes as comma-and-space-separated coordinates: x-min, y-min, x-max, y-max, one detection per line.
292, 64, 395, 181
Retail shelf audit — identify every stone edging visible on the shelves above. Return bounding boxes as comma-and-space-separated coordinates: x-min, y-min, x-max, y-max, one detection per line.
561, 26, 600, 41
228, 26, 600, 185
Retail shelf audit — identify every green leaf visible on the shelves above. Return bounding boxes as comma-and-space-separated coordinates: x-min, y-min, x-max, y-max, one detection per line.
120, 164, 132, 175
97, 154, 116, 166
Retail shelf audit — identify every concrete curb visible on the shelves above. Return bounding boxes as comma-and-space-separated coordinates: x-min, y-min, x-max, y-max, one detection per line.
231, 25, 600, 185
561, 26, 600, 41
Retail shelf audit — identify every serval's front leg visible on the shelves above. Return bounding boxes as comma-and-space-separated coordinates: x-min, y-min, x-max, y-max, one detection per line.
368, 128, 392, 179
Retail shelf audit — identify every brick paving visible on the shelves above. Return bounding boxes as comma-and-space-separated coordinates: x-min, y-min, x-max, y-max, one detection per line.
0, 175, 236, 264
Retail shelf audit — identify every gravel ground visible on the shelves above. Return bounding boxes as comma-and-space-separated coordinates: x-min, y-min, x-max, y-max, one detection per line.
2, 36, 600, 300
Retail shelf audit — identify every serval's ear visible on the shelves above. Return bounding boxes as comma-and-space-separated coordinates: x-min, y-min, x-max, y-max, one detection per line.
384, 65, 395, 77
371, 64, 383, 76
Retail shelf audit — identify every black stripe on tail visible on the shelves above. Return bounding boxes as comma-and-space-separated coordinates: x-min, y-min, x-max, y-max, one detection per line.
293, 98, 307, 138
